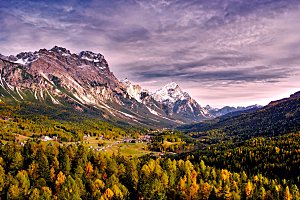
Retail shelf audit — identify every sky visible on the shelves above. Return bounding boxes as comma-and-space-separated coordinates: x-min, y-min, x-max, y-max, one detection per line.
0, 0, 300, 107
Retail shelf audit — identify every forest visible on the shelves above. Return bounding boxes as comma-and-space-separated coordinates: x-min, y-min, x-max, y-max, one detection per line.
0, 141, 299, 199
0, 103, 300, 199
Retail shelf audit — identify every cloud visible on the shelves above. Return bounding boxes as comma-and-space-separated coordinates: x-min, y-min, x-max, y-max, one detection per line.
109, 27, 150, 43
0, 0, 300, 107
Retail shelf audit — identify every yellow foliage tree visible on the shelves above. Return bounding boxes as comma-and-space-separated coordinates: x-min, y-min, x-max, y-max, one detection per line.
50, 167, 56, 182
102, 188, 114, 200
284, 186, 292, 200
200, 182, 211, 200
85, 162, 94, 177
245, 180, 253, 199
0, 165, 5, 193
55, 171, 66, 191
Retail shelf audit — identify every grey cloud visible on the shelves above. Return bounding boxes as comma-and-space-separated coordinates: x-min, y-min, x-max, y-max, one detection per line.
135, 64, 289, 84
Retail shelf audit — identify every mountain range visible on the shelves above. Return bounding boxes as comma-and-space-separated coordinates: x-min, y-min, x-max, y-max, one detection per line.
204, 104, 262, 117
0, 46, 261, 128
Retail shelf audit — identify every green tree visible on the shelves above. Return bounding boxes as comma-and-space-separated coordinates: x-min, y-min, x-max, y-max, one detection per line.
10, 152, 23, 173
16, 170, 30, 197
60, 154, 71, 175
91, 179, 105, 198
290, 185, 300, 200
40, 187, 52, 200
36, 150, 50, 181
7, 184, 21, 199
29, 188, 40, 200
58, 175, 81, 200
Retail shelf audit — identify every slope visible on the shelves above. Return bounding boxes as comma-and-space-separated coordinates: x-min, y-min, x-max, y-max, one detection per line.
177, 91, 300, 139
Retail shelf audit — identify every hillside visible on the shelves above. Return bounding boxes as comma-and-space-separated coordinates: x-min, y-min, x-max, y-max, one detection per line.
0, 102, 145, 142
177, 92, 300, 139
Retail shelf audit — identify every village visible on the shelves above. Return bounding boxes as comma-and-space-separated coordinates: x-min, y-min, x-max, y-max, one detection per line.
10, 131, 181, 158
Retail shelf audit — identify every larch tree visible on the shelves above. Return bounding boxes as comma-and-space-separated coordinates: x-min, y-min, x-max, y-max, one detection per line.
284, 186, 292, 200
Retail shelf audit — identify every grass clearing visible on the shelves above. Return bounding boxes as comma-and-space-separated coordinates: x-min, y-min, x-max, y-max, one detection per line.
15, 134, 30, 141
82, 137, 152, 157
4, 135, 155, 157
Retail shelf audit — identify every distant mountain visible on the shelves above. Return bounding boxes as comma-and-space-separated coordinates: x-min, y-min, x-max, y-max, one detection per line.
151, 82, 211, 122
121, 80, 211, 123
177, 91, 300, 139
205, 104, 262, 117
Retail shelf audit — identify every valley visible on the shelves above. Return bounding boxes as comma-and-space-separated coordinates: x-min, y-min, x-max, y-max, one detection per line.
0, 46, 299, 199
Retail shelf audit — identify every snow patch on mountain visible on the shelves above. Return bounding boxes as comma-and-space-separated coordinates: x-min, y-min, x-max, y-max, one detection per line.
79, 51, 105, 63
118, 111, 135, 118
7, 52, 40, 65
16, 88, 24, 100
152, 82, 189, 103
146, 106, 160, 116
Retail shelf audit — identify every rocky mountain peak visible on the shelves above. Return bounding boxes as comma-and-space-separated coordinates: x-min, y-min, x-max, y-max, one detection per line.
121, 78, 132, 86
50, 46, 71, 55
162, 81, 179, 90
153, 82, 189, 103
204, 105, 216, 111
207, 104, 262, 117
0, 50, 39, 65
0, 53, 5, 60
79, 50, 104, 62
12, 51, 39, 65
121, 78, 144, 103
150, 82, 211, 121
